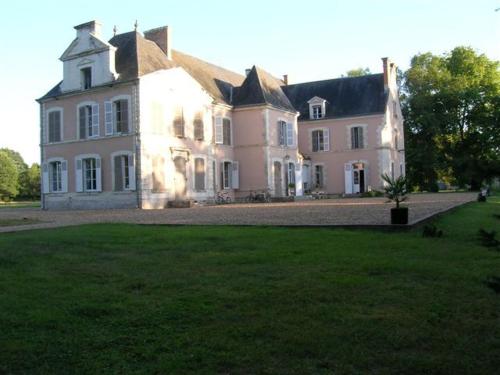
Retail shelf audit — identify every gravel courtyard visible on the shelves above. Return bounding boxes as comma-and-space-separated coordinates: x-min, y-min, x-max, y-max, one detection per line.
0, 193, 477, 233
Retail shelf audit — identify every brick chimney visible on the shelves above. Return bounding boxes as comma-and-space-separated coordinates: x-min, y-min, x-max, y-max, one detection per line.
283, 74, 289, 85
74, 20, 102, 39
144, 26, 172, 60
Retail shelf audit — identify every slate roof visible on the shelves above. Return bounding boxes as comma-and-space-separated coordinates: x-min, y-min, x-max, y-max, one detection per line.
282, 74, 388, 120
232, 66, 296, 112
171, 50, 245, 104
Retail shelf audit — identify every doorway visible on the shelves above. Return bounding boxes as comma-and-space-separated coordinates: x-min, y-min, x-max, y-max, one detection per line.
174, 156, 187, 199
274, 161, 282, 197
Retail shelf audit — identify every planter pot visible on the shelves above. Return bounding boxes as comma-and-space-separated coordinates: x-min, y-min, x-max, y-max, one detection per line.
391, 207, 409, 225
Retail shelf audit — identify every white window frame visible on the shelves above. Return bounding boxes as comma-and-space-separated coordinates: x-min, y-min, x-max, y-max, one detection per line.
80, 66, 92, 90
221, 160, 233, 189
77, 101, 99, 139
347, 124, 368, 150
105, 95, 131, 136
193, 112, 205, 141
311, 128, 330, 152
44, 157, 68, 193
46, 107, 64, 144
308, 97, 326, 120
75, 153, 102, 193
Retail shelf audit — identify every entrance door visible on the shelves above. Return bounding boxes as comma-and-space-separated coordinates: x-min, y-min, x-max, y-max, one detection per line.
274, 161, 282, 197
174, 156, 187, 199
359, 170, 365, 193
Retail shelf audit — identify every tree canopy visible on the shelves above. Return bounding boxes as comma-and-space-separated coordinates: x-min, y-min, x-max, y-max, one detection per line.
343, 67, 371, 77
0, 151, 19, 201
401, 47, 500, 190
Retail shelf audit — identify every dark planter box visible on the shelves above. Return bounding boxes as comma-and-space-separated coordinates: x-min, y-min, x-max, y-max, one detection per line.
391, 207, 409, 225
167, 200, 194, 208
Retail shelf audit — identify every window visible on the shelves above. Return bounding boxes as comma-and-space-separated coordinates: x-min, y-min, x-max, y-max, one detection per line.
48, 111, 61, 143
194, 113, 204, 141
393, 101, 398, 118
173, 107, 185, 137
83, 158, 97, 191
114, 155, 130, 191
278, 121, 287, 146
49, 161, 62, 192
79, 104, 99, 139
351, 126, 364, 149
394, 133, 399, 150
288, 163, 295, 185
312, 129, 329, 152
81, 67, 92, 90
194, 158, 205, 191
312, 105, 323, 119
222, 161, 232, 189
400, 163, 403, 177
391, 162, 395, 180
314, 165, 324, 189
152, 157, 165, 192
114, 100, 129, 133
222, 118, 231, 145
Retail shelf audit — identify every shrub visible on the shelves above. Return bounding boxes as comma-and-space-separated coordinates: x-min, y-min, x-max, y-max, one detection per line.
422, 224, 443, 238
478, 229, 499, 249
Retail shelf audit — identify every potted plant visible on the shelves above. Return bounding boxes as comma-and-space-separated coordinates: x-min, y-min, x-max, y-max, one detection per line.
382, 174, 409, 225
288, 183, 296, 196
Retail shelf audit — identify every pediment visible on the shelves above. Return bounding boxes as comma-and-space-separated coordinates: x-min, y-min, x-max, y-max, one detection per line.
77, 58, 94, 67
307, 96, 326, 104
60, 34, 114, 61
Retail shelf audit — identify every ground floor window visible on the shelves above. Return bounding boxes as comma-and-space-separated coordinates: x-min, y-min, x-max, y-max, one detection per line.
49, 161, 62, 192
314, 165, 324, 189
221, 161, 232, 189
114, 155, 130, 191
195, 158, 205, 191
83, 158, 97, 191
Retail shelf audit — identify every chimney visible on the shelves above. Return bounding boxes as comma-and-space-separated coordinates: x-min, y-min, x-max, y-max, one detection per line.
283, 74, 288, 85
144, 26, 172, 60
74, 20, 102, 39
245, 68, 252, 77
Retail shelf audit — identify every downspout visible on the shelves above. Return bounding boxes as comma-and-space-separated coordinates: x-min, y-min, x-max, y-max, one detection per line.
133, 80, 142, 209
39, 101, 45, 210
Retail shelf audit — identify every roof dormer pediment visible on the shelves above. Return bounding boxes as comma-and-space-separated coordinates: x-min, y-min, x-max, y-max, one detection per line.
307, 96, 326, 104
60, 33, 115, 61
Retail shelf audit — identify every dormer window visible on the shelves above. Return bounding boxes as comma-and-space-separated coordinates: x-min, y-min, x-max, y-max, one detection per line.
81, 67, 92, 90
307, 96, 326, 120
312, 105, 323, 119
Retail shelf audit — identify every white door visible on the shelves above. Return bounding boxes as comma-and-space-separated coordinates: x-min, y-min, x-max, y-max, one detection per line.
344, 163, 353, 194
353, 170, 360, 193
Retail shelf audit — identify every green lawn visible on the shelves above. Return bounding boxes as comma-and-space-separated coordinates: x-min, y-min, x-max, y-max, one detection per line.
0, 199, 499, 374
0, 200, 40, 209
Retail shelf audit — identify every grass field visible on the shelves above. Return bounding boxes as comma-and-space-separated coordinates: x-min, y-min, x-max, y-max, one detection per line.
0, 200, 40, 209
0, 198, 499, 374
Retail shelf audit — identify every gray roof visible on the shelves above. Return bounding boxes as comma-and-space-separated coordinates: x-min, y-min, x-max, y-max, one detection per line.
232, 66, 296, 112
171, 50, 245, 104
282, 74, 388, 120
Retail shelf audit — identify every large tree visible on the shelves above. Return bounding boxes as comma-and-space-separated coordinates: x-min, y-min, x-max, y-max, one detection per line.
18, 163, 41, 199
402, 47, 500, 190
0, 151, 19, 201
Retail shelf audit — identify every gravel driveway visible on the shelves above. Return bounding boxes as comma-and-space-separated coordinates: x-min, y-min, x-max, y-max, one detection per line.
0, 193, 476, 233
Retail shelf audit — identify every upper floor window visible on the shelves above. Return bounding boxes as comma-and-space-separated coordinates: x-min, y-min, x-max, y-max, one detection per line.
308, 96, 326, 120
194, 157, 206, 191
393, 101, 398, 118
173, 107, 185, 138
394, 133, 399, 150
312, 105, 323, 119
81, 67, 92, 90
48, 111, 62, 143
351, 126, 364, 149
278, 121, 294, 147
312, 129, 330, 152
79, 104, 99, 139
105, 99, 129, 135
194, 113, 204, 141
215, 117, 232, 145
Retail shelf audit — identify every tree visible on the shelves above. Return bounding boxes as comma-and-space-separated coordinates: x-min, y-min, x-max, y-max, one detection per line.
0, 151, 19, 201
18, 164, 41, 199
343, 67, 371, 77
401, 47, 500, 190
0, 148, 27, 175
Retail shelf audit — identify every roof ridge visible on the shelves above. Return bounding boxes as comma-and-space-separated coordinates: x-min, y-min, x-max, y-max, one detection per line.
285, 73, 384, 87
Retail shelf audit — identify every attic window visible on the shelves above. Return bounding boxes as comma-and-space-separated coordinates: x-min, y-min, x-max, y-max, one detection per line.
307, 97, 326, 120
312, 105, 323, 119
81, 68, 92, 90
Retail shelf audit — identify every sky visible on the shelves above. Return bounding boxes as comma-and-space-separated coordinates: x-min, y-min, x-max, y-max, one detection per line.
0, 0, 498, 165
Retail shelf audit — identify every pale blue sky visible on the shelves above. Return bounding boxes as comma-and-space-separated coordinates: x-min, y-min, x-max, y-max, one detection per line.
1, 0, 498, 164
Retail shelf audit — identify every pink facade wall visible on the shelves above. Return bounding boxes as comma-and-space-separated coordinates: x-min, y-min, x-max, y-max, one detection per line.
298, 114, 386, 193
